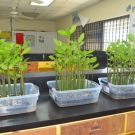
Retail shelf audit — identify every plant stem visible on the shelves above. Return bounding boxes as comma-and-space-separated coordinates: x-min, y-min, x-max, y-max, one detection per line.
2, 73, 6, 97
7, 72, 11, 96
20, 71, 24, 95
0, 82, 2, 97
14, 67, 17, 96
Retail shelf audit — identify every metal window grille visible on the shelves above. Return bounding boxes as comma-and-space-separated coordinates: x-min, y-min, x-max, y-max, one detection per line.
84, 21, 103, 50
103, 15, 130, 50
71, 15, 130, 51
70, 25, 82, 42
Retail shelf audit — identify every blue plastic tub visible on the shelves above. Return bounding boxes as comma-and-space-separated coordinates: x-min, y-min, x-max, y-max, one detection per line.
0, 83, 40, 116
98, 77, 135, 99
47, 80, 101, 107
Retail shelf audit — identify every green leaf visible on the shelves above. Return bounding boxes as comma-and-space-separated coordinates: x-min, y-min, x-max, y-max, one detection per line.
20, 64, 27, 71
90, 57, 97, 63
9, 64, 14, 69
0, 69, 3, 73
0, 63, 7, 70
70, 40, 77, 45
66, 28, 70, 38
78, 33, 84, 43
70, 25, 76, 35
116, 39, 120, 44
55, 47, 64, 54
23, 41, 30, 48
87, 50, 94, 54
58, 30, 66, 36
4, 50, 10, 57
23, 58, 29, 63
93, 63, 99, 69
4, 57, 10, 63
78, 41, 84, 46
22, 47, 31, 54
16, 74, 21, 78
0, 39, 6, 43
81, 57, 85, 62
0, 49, 4, 53
127, 33, 135, 42
53, 38, 60, 46
49, 55, 55, 60
56, 54, 63, 57
65, 58, 69, 64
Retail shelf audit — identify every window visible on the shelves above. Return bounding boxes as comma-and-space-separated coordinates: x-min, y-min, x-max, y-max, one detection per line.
71, 15, 130, 51
84, 21, 103, 50
70, 25, 82, 42
103, 15, 130, 50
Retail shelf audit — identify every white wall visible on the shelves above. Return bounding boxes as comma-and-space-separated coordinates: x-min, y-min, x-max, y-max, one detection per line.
56, 0, 135, 43
0, 19, 55, 32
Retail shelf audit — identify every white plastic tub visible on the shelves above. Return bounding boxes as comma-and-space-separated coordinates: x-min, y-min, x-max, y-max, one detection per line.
0, 83, 40, 116
47, 80, 101, 107
98, 77, 135, 99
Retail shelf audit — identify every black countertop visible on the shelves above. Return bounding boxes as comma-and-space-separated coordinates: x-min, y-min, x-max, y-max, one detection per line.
1, 82, 135, 133
27, 59, 50, 61
0, 70, 134, 133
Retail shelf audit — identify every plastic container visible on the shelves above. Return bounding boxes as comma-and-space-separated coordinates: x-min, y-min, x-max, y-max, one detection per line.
98, 77, 135, 99
47, 80, 101, 107
0, 83, 40, 116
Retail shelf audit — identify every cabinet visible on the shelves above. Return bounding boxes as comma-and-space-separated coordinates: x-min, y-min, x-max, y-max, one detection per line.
9, 126, 56, 135
61, 114, 125, 135
36, 32, 46, 53
126, 112, 135, 133
36, 32, 57, 53
44, 32, 57, 53
0, 32, 11, 41
25, 62, 38, 72
25, 31, 37, 53
12, 31, 57, 54
3, 111, 135, 135
38, 61, 54, 72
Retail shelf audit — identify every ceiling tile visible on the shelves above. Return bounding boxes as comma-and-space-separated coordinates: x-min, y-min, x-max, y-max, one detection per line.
0, 7, 11, 11
0, 0, 8, 2
19, 0, 30, 5
0, 0, 19, 3
58, 3, 81, 8
50, 10, 69, 15
49, 2, 63, 7
66, 0, 91, 4
17, 9, 35, 13
0, 0, 102, 21
35, 6, 56, 10
53, 8, 72, 12
0, 3, 18, 8
34, 9, 51, 13
78, 0, 101, 9
18, 5, 37, 9
55, 0, 66, 2
35, 13, 51, 19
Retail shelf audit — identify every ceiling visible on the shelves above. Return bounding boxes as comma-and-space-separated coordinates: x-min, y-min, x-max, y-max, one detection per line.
0, 0, 102, 21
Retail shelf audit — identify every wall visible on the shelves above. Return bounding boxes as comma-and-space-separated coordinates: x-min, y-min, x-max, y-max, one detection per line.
0, 19, 55, 32
56, 0, 135, 43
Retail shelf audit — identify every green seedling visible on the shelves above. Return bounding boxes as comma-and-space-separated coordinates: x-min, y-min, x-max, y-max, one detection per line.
106, 33, 135, 85
49, 25, 99, 91
0, 34, 30, 97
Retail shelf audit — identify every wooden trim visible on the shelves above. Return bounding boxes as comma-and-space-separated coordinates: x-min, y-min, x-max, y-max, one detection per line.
56, 125, 61, 135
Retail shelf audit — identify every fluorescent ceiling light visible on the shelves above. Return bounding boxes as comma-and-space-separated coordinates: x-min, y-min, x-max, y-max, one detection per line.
30, 0, 54, 6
